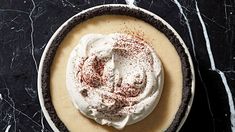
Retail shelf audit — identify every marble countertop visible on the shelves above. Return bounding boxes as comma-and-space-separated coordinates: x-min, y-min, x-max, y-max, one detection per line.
0, 0, 234, 132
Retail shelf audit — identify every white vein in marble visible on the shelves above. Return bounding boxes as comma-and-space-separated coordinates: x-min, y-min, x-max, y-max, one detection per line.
172, 0, 216, 131
125, 0, 136, 6
5, 125, 11, 132
28, 0, 45, 130
0, 79, 47, 131
29, 0, 38, 71
41, 111, 45, 132
195, 1, 235, 131
0, 93, 2, 100
61, 0, 76, 8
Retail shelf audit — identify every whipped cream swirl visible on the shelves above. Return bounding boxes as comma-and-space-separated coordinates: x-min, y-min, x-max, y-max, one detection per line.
66, 33, 164, 129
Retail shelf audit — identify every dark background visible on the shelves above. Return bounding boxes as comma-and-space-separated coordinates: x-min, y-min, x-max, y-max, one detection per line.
0, 0, 234, 132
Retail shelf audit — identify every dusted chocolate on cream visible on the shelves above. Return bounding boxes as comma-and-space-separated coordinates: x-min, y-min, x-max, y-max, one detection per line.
66, 33, 164, 129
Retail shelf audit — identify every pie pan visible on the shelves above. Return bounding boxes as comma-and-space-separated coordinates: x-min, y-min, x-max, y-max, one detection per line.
38, 4, 195, 132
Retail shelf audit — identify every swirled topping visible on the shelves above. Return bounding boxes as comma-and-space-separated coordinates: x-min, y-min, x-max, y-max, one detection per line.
66, 33, 164, 129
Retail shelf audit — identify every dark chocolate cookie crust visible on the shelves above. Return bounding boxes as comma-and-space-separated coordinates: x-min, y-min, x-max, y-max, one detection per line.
39, 4, 193, 132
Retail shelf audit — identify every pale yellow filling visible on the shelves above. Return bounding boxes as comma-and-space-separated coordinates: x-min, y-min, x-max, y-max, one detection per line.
50, 15, 182, 132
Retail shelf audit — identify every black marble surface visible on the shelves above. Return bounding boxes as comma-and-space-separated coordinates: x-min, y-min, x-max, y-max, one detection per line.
0, 0, 234, 132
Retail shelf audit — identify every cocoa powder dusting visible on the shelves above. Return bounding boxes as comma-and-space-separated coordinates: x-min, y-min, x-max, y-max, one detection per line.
113, 34, 151, 59
80, 56, 105, 87
115, 83, 141, 97
76, 33, 155, 117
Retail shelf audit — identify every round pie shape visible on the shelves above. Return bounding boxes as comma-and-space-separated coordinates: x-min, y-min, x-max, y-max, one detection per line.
38, 4, 195, 132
